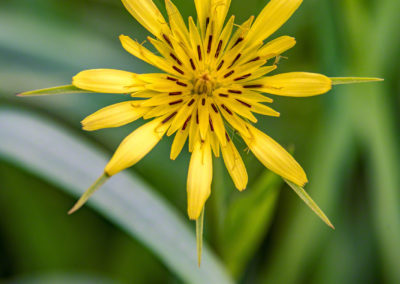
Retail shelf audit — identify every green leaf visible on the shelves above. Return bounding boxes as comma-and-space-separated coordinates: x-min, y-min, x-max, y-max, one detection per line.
330, 77, 383, 85
221, 170, 282, 277
0, 107, 233, 284
285, 180, 334, 229
17, 85, 92, 97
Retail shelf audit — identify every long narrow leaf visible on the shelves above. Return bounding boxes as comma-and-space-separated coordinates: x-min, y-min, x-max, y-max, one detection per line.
0, 107, 233, 284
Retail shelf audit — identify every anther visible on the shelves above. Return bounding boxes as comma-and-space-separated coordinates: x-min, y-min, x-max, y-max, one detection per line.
225, 132, 231, 142
211, 103, 219, 113
209, 117, 214, 131
176, 81, 188, 87
232, 37, 243, 48
190, 59, 196, 70
207, 35, 213, 54
188, 99, 195, 106
247, 56, 260, 63
167, 76, 178, 81
224, 70, 235, 78
221, 104, 233, 115
182, 115, 192, 130
197, 45, 202, 61
217, 60, 224, 71
243, 84, 263, 88
215, 40, 223, 58
234, 74, 251, 81
163, 34, 173, 48
228, 54, 241, 68
196, 111, 199, 124
170, 53, 182, 65
169, 91, 182, 96
173, 66, 184, 75
228, 90, 242, 94
206, 17, 210, 29
202, 98, 206, 105
169, 99, 183, 105
162, 111, 177, 123
219, 93, 229, 97
236, 99, 251, 108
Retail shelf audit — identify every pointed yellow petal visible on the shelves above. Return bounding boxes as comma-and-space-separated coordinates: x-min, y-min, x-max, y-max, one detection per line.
81, 101, 149, 131
331, 77, 384, 85
246, 0, 302, 45
105, 118, 168, 176
165, 0, 191, 47
258, 36, 296, 58
121, 0, 170, 38
221, 139, 248, 191
285, 180, 334, 229
72, 69, 142, 94
194, 0, 211, 37
250, 72, 332, 97
187, 141, 213, 220
170, 127, 189, 160
242, 124, 308, 186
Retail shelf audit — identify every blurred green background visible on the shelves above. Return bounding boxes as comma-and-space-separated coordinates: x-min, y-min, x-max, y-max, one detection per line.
1, 0, 399, 283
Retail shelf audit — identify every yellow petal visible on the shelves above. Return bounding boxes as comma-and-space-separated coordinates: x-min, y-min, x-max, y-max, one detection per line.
165, 0, 191, 47
72, 69, 141, 93
194, 0, 211, 36
81, 101, 149, 131
187, 141, 213, 220
249, 72, 332, 97
246, 0, 302, 45
170, 127, 189, 160
258, 36, 296, 59
221, 139, 248, 191
121, 0, 170, 38
105, 117, 168, 176
242, 124, 307, 186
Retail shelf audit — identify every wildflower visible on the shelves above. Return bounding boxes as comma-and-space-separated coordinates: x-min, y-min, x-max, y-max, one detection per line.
19, 0, 382, 264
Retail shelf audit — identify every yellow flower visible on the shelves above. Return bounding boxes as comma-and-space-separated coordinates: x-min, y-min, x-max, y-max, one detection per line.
20, 0, 382, 265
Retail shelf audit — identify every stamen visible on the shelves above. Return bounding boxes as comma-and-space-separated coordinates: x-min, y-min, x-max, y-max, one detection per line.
197, 45, 202, 61
162, 111, 177, 123
163, 34, 173, 48
207, 35, 213, 54
236, 99, 251, 108
217, 60, 224, 71
190, 59, 196, 70
182, 115, 192, 130
211, 103, 219, 113
247, 56, 260, 63
219, 93, 229, 97
202, 98, 206, 105
209, 117, 214, 131
196, 110, 199, 124
234, 74, 251, 81
228, 90, 242, 94
188, 99, 195, 106
215, 40, 223, 58
169, 99, 183, 105
173, 66, 185, 75
170, 53, 182, 65
169, 91, 182, 96
228, 54, 241, 68
232, 37, 243, 48
243, 84, 263, 88
225, 132, 231, 142
167, 76, 178, 81
221, 104, 233, 115
224, 70, 235, 78
176, 81, 188, 87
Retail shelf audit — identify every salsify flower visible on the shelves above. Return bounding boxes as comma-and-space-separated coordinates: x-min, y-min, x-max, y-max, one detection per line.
20, 0, 382, 264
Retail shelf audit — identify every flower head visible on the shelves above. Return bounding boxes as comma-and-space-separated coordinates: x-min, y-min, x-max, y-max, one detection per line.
19, 0, 382, 265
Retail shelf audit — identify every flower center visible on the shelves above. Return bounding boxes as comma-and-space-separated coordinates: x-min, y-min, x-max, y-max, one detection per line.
193, 72, 215, 95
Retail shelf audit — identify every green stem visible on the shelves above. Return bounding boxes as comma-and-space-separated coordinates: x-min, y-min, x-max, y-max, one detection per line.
196, 207, 205, 267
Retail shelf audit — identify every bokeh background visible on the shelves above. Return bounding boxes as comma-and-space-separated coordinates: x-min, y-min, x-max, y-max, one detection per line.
1, 0, 399, 283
